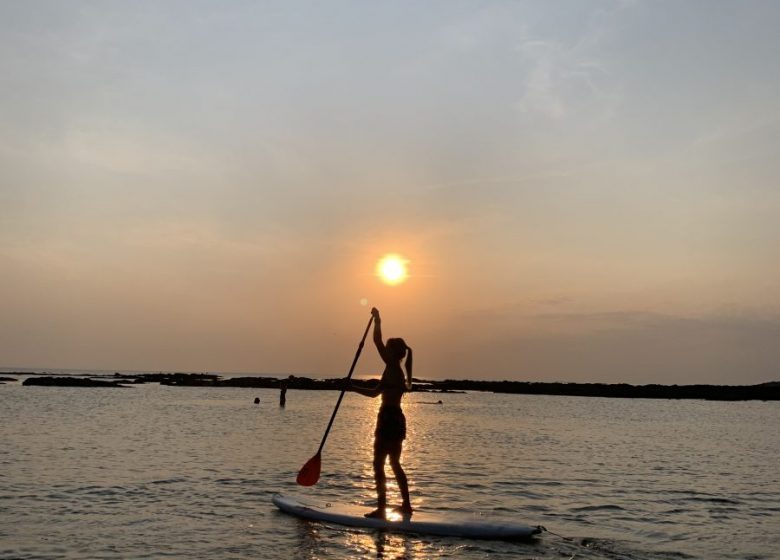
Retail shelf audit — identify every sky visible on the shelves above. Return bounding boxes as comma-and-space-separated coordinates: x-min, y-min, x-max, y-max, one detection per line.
1, 1, 779, 384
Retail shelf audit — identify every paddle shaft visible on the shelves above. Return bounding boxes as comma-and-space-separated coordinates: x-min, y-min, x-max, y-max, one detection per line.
315, 315, 374, 455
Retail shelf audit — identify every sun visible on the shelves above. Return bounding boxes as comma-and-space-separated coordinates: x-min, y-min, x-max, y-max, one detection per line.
376, 254, 409, 285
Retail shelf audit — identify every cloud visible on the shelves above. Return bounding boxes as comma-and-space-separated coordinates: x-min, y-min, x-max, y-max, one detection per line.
514, 40, 569, 119
61, 118, 218, 176
512, 3, 624, 123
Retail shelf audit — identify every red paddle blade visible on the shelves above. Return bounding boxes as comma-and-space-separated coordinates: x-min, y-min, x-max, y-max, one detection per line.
296, 452, 321, 486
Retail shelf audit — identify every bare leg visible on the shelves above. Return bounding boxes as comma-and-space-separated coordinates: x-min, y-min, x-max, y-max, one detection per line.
388, 442, 412, 514
365, 441, 389, 518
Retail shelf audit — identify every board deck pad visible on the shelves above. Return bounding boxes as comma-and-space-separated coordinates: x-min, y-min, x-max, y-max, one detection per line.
272, 494, 542, 540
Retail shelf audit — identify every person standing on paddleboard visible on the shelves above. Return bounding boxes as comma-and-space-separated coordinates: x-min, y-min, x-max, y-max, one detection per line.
348, 307, 413, 519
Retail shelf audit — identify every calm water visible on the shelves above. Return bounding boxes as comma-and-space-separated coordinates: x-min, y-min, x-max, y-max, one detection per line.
1, 379, 778, 559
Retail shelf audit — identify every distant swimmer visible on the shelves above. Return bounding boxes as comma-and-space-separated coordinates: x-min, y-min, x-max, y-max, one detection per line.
348, 307, 413, 519
280, 379, 288, 407
254, 397, 260, 405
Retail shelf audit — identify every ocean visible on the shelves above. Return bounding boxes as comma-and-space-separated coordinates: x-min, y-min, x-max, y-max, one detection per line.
2, 377, 778, 559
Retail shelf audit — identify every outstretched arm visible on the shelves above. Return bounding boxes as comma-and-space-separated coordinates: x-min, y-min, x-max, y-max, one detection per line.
349, 379, 382, 398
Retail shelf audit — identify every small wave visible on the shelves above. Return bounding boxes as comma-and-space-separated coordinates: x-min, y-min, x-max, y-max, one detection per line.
575, 537, 696, 560
214, 477, 251, 485
513, 477, 564, 487
662, 508, 690, 514
570, 504, 626, 512
688, 496, 742, 505
149, 477, 188, 485
72, 484, 135, 497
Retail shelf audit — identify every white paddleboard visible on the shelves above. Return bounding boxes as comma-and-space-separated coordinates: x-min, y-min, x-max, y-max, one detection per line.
272, 493, 541, 540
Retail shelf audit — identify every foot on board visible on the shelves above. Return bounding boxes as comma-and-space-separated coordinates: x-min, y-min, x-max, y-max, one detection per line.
364, 508, 387, 519
392, 504, 414, 517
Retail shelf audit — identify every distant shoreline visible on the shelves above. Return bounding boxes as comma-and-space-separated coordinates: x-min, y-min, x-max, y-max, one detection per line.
6, 371, 779, 401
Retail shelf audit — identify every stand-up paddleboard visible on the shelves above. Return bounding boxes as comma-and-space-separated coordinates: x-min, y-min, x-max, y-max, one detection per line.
272, 494, 542, 540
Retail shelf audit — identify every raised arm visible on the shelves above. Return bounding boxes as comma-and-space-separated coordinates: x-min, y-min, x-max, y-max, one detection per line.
371, 307, 388, 362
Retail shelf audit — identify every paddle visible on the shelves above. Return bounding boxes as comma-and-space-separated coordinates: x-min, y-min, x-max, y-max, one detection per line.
297, 314, 374, 486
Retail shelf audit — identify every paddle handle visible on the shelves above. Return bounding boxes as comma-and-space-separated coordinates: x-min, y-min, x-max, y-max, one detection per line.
316, 315, 374, 455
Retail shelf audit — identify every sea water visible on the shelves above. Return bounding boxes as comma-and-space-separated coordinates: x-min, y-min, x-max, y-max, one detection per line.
1, 379, 778, 559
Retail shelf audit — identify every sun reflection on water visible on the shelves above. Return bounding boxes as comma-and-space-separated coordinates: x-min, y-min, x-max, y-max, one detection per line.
346, 528, 428, 559
385, 510, 403, 523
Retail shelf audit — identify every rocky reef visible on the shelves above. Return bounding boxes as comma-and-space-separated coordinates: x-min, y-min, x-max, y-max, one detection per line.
22, 377, 128, 388
12, 372, 779, 400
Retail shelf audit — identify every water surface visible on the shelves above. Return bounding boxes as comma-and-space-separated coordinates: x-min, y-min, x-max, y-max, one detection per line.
2, 381, 778, 559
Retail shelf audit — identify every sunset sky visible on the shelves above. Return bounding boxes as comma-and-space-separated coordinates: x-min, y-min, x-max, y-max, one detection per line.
2, 1, 779, 384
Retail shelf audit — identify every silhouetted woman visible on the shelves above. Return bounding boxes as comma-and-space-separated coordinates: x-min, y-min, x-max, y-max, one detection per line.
349, 307, 413, 518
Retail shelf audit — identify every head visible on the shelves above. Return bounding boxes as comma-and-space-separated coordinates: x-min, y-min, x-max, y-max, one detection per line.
386, 338, 408, 361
